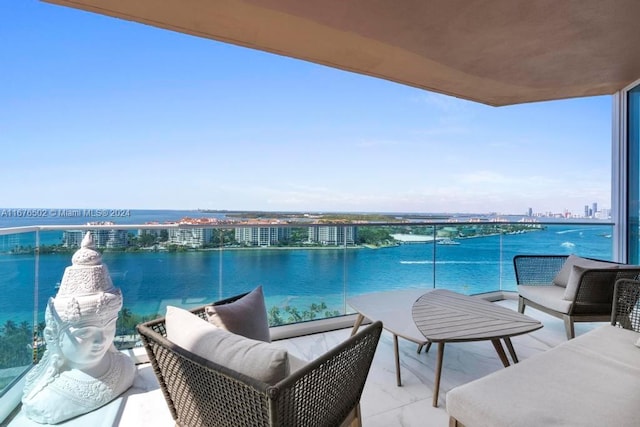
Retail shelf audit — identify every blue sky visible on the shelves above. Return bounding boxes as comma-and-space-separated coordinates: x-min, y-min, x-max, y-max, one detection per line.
1, 2, 612, 215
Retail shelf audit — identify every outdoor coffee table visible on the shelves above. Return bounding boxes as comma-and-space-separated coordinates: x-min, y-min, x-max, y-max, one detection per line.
348, 289, 431, 387
411, 289, 543, 407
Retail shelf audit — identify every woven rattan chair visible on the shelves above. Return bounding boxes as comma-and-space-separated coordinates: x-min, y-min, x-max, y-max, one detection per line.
611, 278, 640, 331
514, 255, 640, 339
137, 295, 382, 427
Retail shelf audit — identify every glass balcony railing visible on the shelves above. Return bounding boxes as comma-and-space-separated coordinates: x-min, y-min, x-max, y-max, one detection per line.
0, 220, 614, 421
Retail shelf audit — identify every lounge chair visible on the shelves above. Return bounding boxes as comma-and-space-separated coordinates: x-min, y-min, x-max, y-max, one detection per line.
137, 294, 382, 427
514, 254, 640, 339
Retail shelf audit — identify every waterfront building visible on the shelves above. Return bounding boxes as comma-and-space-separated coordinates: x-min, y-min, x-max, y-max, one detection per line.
308, 226, 358, 246
62, 230, 84, 248
167, 228, 213, 248
234, 227, 290, 246
62, 229, 129, 248
96, 229, 129, 248
138, 229, 162, 238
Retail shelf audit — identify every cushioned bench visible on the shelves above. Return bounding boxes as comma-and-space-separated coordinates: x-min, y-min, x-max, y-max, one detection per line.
446, 279, 640, 427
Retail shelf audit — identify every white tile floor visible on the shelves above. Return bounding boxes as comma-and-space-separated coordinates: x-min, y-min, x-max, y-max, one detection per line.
8, 300, 601, 427
301, 299, 603, 426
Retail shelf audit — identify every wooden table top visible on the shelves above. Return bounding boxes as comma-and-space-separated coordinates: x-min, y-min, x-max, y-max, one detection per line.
411, 289, 542, 343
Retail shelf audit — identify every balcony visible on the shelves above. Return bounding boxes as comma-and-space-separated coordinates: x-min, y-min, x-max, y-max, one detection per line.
0, 220, 616, 424
162, 300, 601, 427
5, 298, 599, 426
5, 2, 639, 425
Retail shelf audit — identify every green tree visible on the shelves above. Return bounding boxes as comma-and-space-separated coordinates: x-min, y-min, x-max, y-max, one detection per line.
138, 233, 157, 247
0, 320, 33, 369
268, 301, 340, 326
268, 307, 284, 326
357, 227, 393, 245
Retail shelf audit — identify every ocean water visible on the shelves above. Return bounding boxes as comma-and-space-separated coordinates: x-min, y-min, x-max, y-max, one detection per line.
0, 211, 614, 326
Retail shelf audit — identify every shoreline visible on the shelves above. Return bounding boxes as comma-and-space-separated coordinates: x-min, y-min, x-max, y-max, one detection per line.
0, 243, 403, 255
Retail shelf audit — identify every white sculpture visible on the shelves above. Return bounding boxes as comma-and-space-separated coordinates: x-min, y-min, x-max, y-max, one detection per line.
22, 232, 135, 424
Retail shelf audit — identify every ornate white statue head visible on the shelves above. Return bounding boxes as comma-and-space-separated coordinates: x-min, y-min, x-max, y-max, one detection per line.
22, 232, 135, 424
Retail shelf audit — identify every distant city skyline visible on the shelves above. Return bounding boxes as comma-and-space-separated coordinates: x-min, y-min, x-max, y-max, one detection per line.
1, 3, 612, 216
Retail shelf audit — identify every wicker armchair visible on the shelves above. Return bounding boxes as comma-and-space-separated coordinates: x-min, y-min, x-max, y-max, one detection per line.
611, 278, 640, 331
514, 255, 640, 339
137, 296, 382, 427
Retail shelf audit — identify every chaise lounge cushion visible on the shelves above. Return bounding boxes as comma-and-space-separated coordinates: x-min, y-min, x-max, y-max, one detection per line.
165, 305, 289, 385
204, 285, 271, 342
446, 325, 640, 427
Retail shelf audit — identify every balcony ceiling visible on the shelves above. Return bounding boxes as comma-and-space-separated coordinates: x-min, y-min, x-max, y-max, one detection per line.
44, 0, 640, 106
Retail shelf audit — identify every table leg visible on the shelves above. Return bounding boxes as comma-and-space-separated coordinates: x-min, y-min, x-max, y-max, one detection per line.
394, 334, 402, 386
432, 342, 445, 407
491, 339, 510, 368
350, 314, 364, 336
503, 337, 518, 363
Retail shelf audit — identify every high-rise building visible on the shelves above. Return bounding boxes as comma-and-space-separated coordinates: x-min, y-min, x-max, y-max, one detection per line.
308, 226, 358, 246
62, 230, 84, 248
167, 228, 213, 248
62, 229, 129, 248
235, 227, 290, 246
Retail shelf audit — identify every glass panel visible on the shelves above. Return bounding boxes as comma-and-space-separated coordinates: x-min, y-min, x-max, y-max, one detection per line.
0, 231, 37, 397
628, 84, 640, 264
346, 225, 436, 299
0, 221, 617, 356
431, 222, 616, 294
434, 224, 503, 295
0, 220, 617, 420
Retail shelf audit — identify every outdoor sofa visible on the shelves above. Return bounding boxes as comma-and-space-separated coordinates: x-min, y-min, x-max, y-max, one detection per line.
446, 278, 640, 427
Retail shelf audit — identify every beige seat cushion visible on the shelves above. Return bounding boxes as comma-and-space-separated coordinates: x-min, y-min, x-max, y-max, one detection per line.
517, 284, 572, 314
165, 305, 289, 385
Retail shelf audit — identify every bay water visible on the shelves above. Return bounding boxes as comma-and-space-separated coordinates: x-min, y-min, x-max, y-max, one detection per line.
0, 210, 613, 326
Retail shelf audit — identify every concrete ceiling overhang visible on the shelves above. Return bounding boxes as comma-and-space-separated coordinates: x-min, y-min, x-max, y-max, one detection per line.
43, 0, 640, 106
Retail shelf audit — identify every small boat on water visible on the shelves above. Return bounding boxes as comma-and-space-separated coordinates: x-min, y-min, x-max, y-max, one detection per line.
437, 238, 460, 245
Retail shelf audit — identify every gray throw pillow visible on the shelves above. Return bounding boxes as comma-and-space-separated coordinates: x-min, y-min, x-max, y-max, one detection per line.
204, 285, 271, 342
553, 255, 583, 287
563, 264, 619, 301
553, 255, 615, 288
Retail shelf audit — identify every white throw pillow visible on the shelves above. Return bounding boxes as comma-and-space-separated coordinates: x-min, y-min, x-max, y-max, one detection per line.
165, 305, 289, 385
205, 286, 271, 342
